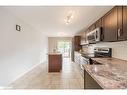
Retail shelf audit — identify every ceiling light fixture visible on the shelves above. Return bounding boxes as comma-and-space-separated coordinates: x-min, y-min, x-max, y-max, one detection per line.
65, 11, 74, 25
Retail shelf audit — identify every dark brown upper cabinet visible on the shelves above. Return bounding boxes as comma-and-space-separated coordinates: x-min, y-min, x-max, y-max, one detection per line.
88, 23, 96, 32
95, 18, 102, 28
79, 6, 127, 43
103, 7, 118, 42
123, 6, 127, 40
117, 6, 124, 41
81, 31, 87, 45
73, 36, 81, 51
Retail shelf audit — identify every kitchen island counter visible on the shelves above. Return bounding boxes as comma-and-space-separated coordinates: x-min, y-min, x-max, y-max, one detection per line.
47, 52, 62, 55
48, 53, 62, 72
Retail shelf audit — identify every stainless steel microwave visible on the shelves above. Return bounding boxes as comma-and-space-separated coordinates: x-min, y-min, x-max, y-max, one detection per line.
86, 27, 102, 44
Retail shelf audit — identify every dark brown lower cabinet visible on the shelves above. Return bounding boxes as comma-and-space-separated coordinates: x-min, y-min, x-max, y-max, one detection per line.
84, 69, 102, 89
48, 54, 62, 72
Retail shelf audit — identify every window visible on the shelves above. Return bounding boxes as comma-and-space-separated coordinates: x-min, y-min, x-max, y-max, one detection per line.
57, 41, 71, 58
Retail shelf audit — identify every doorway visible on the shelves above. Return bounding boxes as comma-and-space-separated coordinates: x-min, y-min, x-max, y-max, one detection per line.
57, 41, 71, 58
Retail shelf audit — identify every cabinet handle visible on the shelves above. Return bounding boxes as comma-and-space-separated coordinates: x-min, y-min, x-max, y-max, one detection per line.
118, 28, 121, 37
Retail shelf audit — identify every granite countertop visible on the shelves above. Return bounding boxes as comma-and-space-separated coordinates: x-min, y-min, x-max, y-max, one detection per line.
83, 58, 127, 89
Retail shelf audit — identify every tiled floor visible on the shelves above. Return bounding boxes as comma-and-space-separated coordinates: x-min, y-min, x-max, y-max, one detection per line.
7, 58, 84, 89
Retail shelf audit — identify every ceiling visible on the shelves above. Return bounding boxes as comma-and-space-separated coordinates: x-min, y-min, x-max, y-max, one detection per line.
3, 6, 113, 37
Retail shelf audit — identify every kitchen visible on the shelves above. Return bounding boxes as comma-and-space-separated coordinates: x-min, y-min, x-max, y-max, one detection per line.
72, 6, 127, 89
0, 0, 126, 94
0, 6, 127, 90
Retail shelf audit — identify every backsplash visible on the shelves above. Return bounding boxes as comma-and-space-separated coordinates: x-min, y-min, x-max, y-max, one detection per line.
82, 45, 94, 54
83, 41, 127, 61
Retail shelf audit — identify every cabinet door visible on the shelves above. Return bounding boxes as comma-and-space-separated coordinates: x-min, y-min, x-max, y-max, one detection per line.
84, 69, 102, 89
95, 18, 102, 28
123, 6, 127, 40
48, 55, 61, 72
74, 36, 81, 51
89, 24, 96, 32
117, 6, 126, 41
103, 7, 117, 42
81, 31, 86, 45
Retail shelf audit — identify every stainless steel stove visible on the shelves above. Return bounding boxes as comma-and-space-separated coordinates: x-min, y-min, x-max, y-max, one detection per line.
79, 47, 112, 77
81, 47, 112, 59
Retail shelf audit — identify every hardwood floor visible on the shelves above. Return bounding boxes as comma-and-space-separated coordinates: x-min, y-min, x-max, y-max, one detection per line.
7, 58, 84, 89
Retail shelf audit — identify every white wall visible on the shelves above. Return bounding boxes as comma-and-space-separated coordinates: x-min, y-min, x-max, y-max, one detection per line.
0, 8, 48, 86
48, 37, 72, 53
